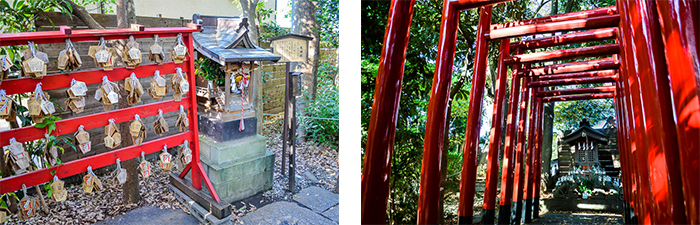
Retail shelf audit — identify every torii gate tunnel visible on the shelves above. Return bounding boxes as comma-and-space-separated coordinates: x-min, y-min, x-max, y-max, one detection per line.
361, 0, 699, 224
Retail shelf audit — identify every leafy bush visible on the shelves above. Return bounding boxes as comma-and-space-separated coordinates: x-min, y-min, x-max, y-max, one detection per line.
194, 58, 226, 86
301, 63, 338, 148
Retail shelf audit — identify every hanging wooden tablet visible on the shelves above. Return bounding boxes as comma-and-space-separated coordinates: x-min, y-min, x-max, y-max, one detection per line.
159, 145, 173, 172
138, 152, 152, 178
148, 70, 168, 100
96, 76, 120, 111
88, 37, 115, 71
110, 158, 127, 186
171, 33, 187, 63
176, 105, 189, 132
51, 176, 67, 202
75, 125, 91, 154
43, 134, 59, 167
19, 185, 37, 219
21, 42, 48, 79
104, 119, 121, 149
7, 138, 30, 174
171, 67, 189, 102
0, 55, 11, 84
149, 34, 165, 64
66, 79, 87, 114
180, 140, 192, 166
57, 39, 82, 72
122, 36, 142, 69
0, 90, 19, 122
130, 114, 147, 145
28, 83, 51, 123
153, 109, 169, 136
82, 172, 95, 193
125, 73, 144, 105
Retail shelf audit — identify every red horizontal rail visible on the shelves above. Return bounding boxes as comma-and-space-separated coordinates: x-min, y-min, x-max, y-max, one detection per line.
510, 28, 617, 50
504, 43, 619, 64
538, 69, 618, 80
541, 92, 614, 102
448, 0, 514, 10
518, 58, 619, 76
486, 14, 620, 40
491, 6, 617, 30
528, 75, 617, 87
0, 26, 199, 47
0, 97, 191, 146
537, 86, 616, 97
0, 131, 193, 194
0, 61, 188, 95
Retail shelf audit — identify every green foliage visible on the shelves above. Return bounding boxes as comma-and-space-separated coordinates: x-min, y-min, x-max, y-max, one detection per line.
313, 0, 338, 48
74, 0, 116, 13
554, 97, 614, 131
301, 63, 338, 147
195, 58, 226, 86
257, 0, 289, 41
578, 179, 594, 194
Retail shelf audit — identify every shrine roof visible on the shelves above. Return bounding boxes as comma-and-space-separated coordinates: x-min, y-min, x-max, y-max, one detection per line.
562, 119, 608, 144
191, 14, 281, 64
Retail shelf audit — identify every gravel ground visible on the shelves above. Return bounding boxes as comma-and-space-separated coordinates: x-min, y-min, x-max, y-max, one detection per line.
4, 115, 338, 224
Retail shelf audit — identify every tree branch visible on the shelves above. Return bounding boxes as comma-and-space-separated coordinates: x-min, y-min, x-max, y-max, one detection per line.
61, 0, 104, 29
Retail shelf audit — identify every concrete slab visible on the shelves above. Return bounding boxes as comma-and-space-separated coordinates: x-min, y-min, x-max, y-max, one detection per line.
93, 206, 198, 225
322, 205, 339, 222
294, 186, 339, 213
238, 201, 336, 225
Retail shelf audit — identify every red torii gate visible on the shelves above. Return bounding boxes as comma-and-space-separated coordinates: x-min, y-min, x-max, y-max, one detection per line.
361, 0, 699, 224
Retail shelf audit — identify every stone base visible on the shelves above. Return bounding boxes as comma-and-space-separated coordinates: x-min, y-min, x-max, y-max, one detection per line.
199, 135, 274, 203
198, 110, 257, 142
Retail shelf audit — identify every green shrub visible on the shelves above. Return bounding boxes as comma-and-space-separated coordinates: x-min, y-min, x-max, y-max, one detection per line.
301, 63, 338, 148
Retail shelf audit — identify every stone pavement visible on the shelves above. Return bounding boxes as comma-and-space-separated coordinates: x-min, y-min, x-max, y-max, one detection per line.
94, 186, 339, 224
239, 186, 339, 224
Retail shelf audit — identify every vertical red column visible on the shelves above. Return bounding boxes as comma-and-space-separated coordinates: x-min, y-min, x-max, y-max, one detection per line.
498, 47, 522, 225
623, 0, 687, 223
656, 1, 700, 222
532, 88, 544, 219
523, 77, 538, 223
184, 33, 201, 190
417, 0, 459, 223
361, 0, 416, 223
512, 75, 530, 225
457, 6, 493, 225
482, 39, 511, 225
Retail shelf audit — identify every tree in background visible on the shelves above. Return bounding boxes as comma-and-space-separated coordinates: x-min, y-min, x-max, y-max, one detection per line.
291, 0, 320, 99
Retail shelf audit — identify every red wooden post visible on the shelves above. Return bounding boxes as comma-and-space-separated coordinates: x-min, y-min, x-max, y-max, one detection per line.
512, 74, 531, 225
528, 75, 617, 88
523, 80, 539, 223
482, 39, 510, 224
537, 69, 618, 81
533, 89, 544, 219
518, 58, 619, 77
537, 86, 616, 97
457, 6, 492, 225
360, 0, 415, 223
656, 1, 700, 222
498, 47, 523, 225
540, 93, 614, 102
621, 0, 687, 223
417, 0, 460, 223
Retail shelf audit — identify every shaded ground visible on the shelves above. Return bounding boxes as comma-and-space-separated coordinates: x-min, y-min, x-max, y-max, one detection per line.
530, 212, 624, 224
93, 206, 198, 225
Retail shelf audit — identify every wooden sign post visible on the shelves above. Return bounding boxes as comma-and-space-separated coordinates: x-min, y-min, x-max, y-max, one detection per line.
268, 34, 312, 193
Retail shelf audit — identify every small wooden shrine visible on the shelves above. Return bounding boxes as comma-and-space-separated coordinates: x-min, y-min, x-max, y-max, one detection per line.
555, 118, 621, 177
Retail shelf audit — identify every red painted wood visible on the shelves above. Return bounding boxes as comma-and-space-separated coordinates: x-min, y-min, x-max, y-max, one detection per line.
0, 98, 191, 146
499, 47, 522, 208
361, 0, 415, 222
483, 40, 510, 216
0, 62, 189, 95
536, 86, 616, 97
59, 26, 72, 35
0, 26, 199, 47
541, 92, 614, 102
523, 83, 540, 222
418, 1, 461, 223
538, 69, 618, 80
448, 0, 513, 10
503, 43, 619, 64
0, 132, 193, 194
657, 0, 700, 221
510, 28, 617, 50
492, 6, 617, 30
528, 75, 617, 87
518, 58, 619, 76
457, 6, 492, 223
512, 75, 530, 214
486, 14, 620, 40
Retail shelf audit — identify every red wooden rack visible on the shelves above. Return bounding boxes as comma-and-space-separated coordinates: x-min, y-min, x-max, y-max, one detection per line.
0, 24, 221, 202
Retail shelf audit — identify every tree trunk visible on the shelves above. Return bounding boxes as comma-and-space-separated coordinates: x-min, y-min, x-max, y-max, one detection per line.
61, 0, 104, 29
116, 0, 127, 29
127, 0, 136, 24
541, 102, 554, 191
291, 0, 320, 99
564, 0, 576, 14
550, 0, 558, 16
240, 0, 260, 45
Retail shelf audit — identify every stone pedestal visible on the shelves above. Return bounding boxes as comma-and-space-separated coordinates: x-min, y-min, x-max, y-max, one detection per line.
198, 134, 274, 203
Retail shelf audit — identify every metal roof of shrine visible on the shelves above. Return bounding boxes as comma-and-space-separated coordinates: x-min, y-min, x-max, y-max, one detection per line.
192, 14, 281, 65
562, 119, 608, 144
